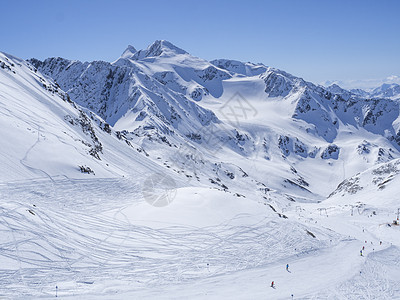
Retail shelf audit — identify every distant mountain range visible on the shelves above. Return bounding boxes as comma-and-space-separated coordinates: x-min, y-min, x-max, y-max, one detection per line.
326, 82, 400, 101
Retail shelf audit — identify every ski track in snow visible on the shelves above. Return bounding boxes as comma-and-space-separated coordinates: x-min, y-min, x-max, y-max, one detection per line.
0, 178, 329, 298
19, 124, 57, 183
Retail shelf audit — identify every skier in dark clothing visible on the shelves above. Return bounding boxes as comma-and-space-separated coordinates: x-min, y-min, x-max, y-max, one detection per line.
286, 264, 289, 271
271, 281, 275, 288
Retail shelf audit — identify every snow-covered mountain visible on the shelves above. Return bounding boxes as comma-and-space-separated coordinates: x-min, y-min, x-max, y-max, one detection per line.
325, 82, 400, 101
30, 41, 400, 147
28, 41, 226, 134
2, 42, 400, 298
370, 83, 400, 100
28, 40, 400, 199
346, 83, 400, 101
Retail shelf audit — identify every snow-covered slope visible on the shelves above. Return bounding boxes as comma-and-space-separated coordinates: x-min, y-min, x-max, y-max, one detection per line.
0, 51, 177, 182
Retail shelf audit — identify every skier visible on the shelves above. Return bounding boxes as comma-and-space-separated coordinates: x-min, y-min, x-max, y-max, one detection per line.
362, 246, 364, 250
380, 241, 382, 245
271, 281, 275, 288
360, 250, 363, 256
286, 264, 289, 271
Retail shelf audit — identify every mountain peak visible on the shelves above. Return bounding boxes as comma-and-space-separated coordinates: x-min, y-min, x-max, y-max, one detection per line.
120, 45, 137, 59
131, 40, 187, 60
148, 40, 187, 55
377, 83, 399, 90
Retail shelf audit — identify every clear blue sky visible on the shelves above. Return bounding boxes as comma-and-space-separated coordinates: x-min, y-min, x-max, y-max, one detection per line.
2, 0, 399, 87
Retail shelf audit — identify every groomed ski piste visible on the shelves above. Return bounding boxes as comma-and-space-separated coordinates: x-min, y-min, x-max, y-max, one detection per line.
1, 45, 400, 299
1, 177, 400, 299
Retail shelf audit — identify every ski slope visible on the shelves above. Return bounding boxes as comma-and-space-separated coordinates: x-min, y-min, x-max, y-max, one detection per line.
1, 177, 399, 299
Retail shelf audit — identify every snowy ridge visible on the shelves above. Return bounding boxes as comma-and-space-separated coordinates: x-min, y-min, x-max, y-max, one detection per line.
130, 40, 188, 60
